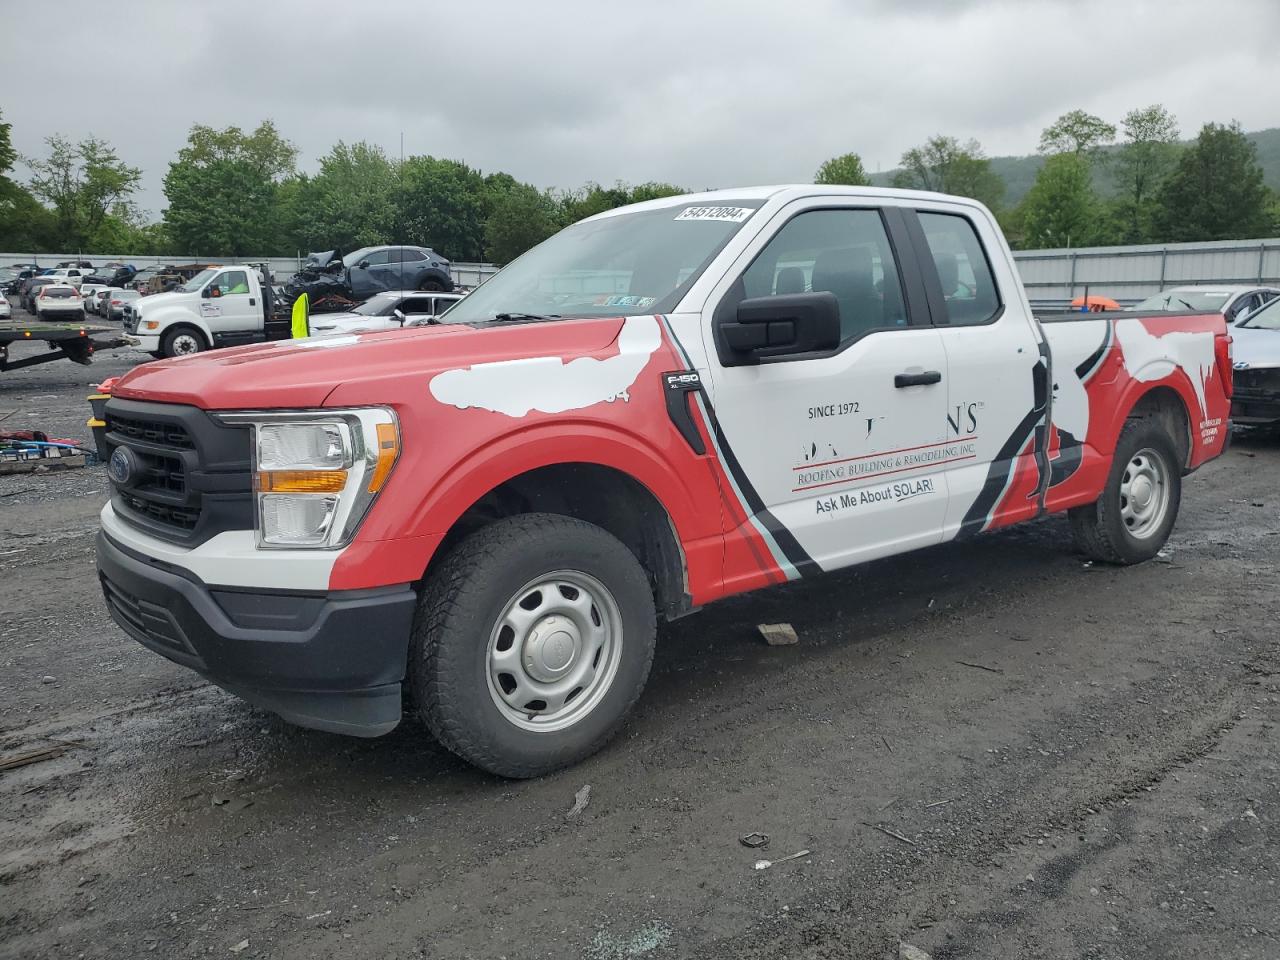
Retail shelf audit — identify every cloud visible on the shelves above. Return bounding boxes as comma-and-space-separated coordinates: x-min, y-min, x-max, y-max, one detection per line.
8, 0, 1280, 221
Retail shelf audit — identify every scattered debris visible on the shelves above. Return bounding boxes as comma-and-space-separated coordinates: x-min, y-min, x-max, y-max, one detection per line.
757, 622, 798, 646
229, 939, 249, 954
0, 744, 69, 771
925, 798, 957, 809
211, 796, 228, 807
878, 797, 899, 811
222, 797, 254, 813
305, 910, 332, 920
899, 943, 933, 960
880, 735, 893, 754
40, 675, 56, 684
753, 848, 811, 870
739, 832, 770, 849
567, 784, 592, 818
956, 660, 1004, 674
865, 823, 916, 846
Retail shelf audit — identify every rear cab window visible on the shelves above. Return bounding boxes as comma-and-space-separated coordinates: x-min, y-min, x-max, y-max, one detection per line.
916, 211, 1001, 326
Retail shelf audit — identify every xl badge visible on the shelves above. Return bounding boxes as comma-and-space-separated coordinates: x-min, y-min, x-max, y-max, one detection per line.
108, 446, 137, 486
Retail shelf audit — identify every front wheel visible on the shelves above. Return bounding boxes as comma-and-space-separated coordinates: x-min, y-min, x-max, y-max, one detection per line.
1069, 417, 1182, 564
161, 327, 205, 358
410, 513, 657, 778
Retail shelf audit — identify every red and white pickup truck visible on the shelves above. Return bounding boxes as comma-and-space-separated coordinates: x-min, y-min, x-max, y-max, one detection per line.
93, 186, 1233, 777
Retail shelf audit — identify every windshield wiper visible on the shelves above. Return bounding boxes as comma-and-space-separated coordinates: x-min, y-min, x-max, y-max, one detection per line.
492, 312, 561, 323
1177, 298, 1195, 311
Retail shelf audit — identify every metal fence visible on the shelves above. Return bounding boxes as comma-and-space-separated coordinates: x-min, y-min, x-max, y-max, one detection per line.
1013, 237, 1280, 308
11, 237, 1280, 306
0, 252, 500, 288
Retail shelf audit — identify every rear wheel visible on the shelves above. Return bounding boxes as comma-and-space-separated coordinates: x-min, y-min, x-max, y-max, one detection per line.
418, 278, 445, 292
161, 327, 205, 358
410, 513, 657, 778
1070, 417, 1182, 564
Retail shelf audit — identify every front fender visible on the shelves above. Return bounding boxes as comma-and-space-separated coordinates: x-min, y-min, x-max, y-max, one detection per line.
330, 420, 725, 596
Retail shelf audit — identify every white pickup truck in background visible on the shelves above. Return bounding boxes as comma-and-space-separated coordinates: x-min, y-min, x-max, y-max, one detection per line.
121, 264, 287, 358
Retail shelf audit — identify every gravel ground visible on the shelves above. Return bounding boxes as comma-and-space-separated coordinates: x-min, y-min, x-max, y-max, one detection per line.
1, 322, 1278, 960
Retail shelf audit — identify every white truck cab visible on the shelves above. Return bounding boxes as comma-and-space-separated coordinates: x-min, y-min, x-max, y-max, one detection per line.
123, 265, 279, 358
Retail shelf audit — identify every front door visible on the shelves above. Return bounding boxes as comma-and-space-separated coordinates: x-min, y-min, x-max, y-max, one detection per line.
699, 202, 953, 578
203, 269, 258, 344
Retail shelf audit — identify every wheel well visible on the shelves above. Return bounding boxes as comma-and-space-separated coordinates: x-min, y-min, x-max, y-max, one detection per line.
1127, 386, 1192, 469
163, 323, 209, 348
432, 463, 691, 620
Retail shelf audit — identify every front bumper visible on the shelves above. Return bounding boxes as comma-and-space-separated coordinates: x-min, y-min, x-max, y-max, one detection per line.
123, 334, 159, 350
96, 530, 416, 736
1231, 394, 1280, 425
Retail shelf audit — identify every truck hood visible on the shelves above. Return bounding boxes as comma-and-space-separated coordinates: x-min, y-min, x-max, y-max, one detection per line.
110, 317, 631, 409
133, 290, 192, 312
1232, 325, 1280, 367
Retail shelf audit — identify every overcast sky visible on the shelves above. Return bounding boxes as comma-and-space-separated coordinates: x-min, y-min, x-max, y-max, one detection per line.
7, 0, 1280, 218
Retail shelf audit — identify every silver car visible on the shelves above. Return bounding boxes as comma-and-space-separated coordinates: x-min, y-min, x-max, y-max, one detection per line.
308, 290, 464, 335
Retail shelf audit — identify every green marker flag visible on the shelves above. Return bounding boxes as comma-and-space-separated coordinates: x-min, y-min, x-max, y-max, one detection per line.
291, 292, 311, 339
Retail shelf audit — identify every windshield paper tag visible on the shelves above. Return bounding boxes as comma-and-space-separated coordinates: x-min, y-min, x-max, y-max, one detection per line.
674, 206, 752, 223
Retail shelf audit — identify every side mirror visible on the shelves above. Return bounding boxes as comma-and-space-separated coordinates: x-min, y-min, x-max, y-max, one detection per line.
357, 260, 370, 270
719, 292, 840, 362
393, 308, 406, 326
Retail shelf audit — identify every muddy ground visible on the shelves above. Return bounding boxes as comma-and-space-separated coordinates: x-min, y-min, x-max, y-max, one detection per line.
1, 329, 1278, 960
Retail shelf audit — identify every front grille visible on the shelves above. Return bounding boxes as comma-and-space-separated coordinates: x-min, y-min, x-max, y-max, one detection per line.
108, 413, 195, 449
104, 398, 253, 546
1233, 367, 1280, 394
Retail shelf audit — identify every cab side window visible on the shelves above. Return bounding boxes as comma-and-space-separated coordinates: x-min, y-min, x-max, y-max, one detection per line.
741, 209, 907, 342
917, 212, 1000, 326
217, 271, 249, 295
361, 250, 392, 266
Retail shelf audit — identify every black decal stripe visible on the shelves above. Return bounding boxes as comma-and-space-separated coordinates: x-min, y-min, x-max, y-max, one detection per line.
657, 315, 820, 578
1074, 323, 1113, 382
957, 406, 1042, 538
1049, 429, 1084, 487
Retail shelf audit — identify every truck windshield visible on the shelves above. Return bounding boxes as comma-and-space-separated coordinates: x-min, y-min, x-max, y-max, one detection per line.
1131, 290, 1232, 312
441, 201, 763, 323
178, 268, 219, 292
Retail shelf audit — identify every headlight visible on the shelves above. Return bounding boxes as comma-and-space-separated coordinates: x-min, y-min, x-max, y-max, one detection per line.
215, 408, 400, 549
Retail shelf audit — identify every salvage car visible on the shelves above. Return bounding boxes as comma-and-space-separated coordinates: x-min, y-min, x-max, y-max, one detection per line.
309, 290, 465, 335
1130, 285, 1280, 325
0, 292, 10, 320
33, 284, 85, 320
1230, 295, 1280, 427
92, 186, 1234, 778
344, 245, 454, 297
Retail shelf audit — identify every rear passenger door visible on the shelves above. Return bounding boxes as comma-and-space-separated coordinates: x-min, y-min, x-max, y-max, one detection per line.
699, 200, 952, 577
905, 207, 1045, 537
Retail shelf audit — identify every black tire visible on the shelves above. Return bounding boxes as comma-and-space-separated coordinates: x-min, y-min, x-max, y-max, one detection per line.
1069, 417, 1182, 564
149, 351, 166, 360
418, 278, 445, 292
410, 513, 657, 778
161, 326, 206, 359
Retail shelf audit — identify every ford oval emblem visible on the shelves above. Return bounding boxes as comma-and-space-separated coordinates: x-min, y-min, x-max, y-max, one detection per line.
108, 446, 136, 486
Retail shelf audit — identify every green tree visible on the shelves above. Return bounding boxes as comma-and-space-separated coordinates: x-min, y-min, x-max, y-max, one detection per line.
1111, 104, 1180, 243
25, 134, 141, 248
163, 121, 297, 256
393, 156, 487, 260
891, 136, 1004, 209
1039, 109, 1116, 157
814, 152, 870, 186
484, 181, 560, 263
625, 182, 685, 204
1017, 153, 1099, 248
289, 141, 397, 252
1153, 121, 1274, 241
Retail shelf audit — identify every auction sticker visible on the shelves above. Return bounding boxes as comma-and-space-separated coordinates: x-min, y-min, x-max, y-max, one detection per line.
674, 206, 752, 223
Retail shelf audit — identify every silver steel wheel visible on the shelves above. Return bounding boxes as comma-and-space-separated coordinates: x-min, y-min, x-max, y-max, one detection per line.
170, 332, 201, 355
486, 569, 624, 733
1118, 446, 1170, 539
